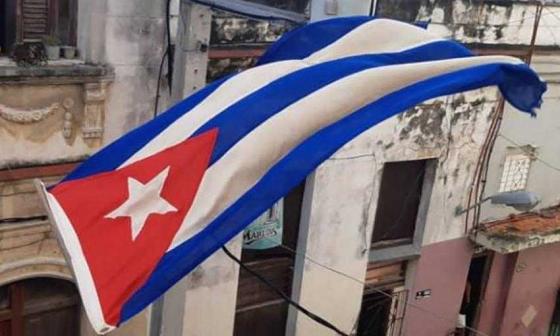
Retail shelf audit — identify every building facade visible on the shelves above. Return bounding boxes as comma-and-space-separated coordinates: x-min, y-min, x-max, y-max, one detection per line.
1, 0, 560, 336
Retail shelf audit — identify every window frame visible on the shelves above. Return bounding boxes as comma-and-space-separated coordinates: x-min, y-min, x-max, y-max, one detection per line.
368, 159, 437, 263
1, 0, 77, 56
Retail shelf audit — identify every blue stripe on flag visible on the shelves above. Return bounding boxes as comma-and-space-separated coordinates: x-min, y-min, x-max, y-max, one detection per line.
194, 40, 473, 164
63, 76, 231, 182
120, 62, 545, 322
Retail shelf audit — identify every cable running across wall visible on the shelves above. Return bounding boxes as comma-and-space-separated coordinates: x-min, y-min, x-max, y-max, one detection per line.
221, 246, 350, 336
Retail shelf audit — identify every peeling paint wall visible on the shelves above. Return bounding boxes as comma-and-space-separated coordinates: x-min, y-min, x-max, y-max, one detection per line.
481, 55, 560, 221
378, 0, 560, 47
84, 0, 168, 142
287, 3, 560, 334
207, 11, 295, 81
290, 86, 501, 335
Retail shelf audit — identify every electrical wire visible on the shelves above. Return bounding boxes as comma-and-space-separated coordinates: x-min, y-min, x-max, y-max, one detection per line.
188, 0, 307, 24
165, 0, 174, 94
221, 246, 350, 336
154, 47, 169, 118
154, 0, 174, 118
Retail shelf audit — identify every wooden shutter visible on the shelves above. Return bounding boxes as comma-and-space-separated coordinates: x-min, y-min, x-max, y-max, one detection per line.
364, 261, 406, 292
234, 257, 294, 336
235, 257, 294, 310
19, 0, 53, 40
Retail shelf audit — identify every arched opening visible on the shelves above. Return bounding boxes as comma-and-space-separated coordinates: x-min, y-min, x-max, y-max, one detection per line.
0, 277, 80, 336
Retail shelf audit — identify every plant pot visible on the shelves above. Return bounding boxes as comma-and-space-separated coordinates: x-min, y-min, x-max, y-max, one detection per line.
45, 45, 60, 60
62, 46, 76, 59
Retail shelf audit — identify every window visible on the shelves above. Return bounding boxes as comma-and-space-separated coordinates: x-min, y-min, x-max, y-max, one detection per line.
375, 0, 423, 22
0, 0, 77, 55
234, 182, 305, 336
371, 160, 428, 248
0, 278, 80, 336
499, 153, 531, 192
244, 0, 310, 13
357, 261, 408, 336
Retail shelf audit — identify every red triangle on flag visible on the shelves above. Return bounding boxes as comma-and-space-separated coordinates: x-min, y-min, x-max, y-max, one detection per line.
50, 128, 218, 325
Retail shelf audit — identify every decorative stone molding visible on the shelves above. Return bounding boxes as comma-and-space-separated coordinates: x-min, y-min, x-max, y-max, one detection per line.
0, 64, 113, 169
83, 82, 107, 139
0, 102, 62, 124
0, 98, 77, 140
62, 98, 75, 139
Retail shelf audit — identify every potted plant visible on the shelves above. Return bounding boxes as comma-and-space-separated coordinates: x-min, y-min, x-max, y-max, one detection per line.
42, 35, 61, 60
62, 46, 76, 59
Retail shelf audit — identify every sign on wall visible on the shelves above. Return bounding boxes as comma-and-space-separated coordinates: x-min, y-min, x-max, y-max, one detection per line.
242, 199, 283, 250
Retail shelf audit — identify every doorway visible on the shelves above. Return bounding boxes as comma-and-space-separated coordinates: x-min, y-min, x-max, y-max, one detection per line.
460, 253, 492, 334
0, 278, 80, 336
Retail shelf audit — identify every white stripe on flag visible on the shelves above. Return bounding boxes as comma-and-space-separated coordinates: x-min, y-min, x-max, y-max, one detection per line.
306, 18, 442, 63
123, 61, 305, 166
41, 184, 113, 334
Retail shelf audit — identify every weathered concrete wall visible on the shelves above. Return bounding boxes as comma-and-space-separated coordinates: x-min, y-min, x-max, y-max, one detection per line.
289, 87, 500, 335
89, 0, 168, 142
377, 0, 560, 47
0, 75, 111, 169
477, 242, 560, 336
310, 0, 373, 22
481, 54, 560, 222
211, 11, 293, 46
207, 11, 294, 81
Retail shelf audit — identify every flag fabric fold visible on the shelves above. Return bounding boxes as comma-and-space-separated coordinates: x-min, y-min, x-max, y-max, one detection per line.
39, 16, 546, 333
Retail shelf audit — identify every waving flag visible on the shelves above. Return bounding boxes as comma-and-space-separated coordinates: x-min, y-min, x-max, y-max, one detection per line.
38, 16, 546, 333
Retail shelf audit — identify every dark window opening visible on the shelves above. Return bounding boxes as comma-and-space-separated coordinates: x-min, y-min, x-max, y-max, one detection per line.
459, 253, 491, 335
0, 0, 77, 56
375, 0, 423, 22
1, 0, 16, 54
0, 278, 80, 336
550, 289, 560, 336
357, 261, 408, 336
243, 0, 310, 14
371, 160, 427, 249
357, 291, 392, 336
234, 182, 305, 336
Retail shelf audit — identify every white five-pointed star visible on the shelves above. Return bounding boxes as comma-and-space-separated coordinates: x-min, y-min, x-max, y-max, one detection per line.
105, 167, 177, 240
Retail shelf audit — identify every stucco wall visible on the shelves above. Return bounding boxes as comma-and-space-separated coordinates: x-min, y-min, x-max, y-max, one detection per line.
498, 242, 560, 336
402, 238, 473, 336
476, 243, 560, 336
83, 0, 168, 142
481, 55, 560, 222
377, 0, 560, 47
289, 87, 500, 335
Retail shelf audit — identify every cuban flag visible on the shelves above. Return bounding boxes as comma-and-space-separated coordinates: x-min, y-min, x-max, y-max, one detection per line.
38, 16, 545, 333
